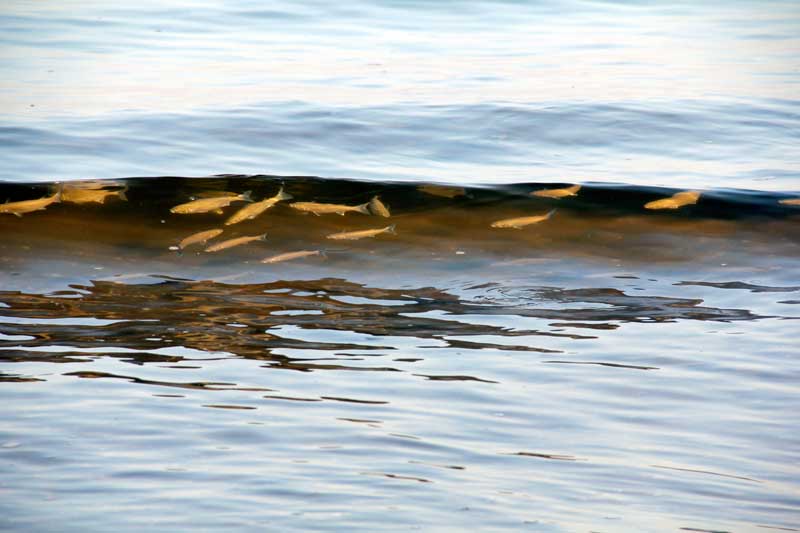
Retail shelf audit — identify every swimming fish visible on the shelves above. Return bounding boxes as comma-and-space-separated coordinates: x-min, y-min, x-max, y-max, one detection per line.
326, 225, 396, 241
0, 190, 61, 217
289, 200, 371, 216
225, 187, 293, 225
644, 190, 701, 210
177, 228, 224, 250
368, 195, 391, 217
491, 209, 556, 229
779, 198, 800, 206
61, 185, 128, 204
204, 233, 267, 252
170, 191, 253, 215
532, 184, 581, 199
418, 185, 466, 198
261, 250, 325, 264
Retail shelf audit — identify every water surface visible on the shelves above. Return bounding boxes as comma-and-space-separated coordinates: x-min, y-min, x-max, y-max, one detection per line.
1, 176, 799, 532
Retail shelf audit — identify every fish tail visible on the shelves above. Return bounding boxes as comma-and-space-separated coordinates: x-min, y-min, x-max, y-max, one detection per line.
546, 208, 557, 219
54, 184, 63, 203
386, 224, 397, 235
241, 190, 254, 202
259, 233, 268, 241
356, 201, 371, 215
277, 187, 293, 201
117, 186, 128, 201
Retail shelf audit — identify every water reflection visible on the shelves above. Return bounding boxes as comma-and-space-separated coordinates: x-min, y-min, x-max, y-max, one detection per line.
0, 277, 771, 380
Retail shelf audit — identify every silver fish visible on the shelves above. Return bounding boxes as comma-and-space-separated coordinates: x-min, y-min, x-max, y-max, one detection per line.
289, 201, 371, 216
491, 209, 556, 229
170, 191, 253, 215
204, 233, 267, 252
261, 250, 324, 264
326, 225, 396, 241
178, 228, 224, 250
531, 184, 581, 199
225, 187, 293, 226
0, 190, 61, 217
368, 195, 391, 217
644, 191, 700, 210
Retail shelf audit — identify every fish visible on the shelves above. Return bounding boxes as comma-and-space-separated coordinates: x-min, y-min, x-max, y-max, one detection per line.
225, 187, 293, 225
531, 184, 581, 199
204, 233, 267, 252
170, 191, 253, 215
418, 185, 466, 198
61, 185, 128, 204
491, 209, 556, 229
177, 228, 224, 250
0, 190, 61, 217
289, 200, 371, 216
779, 198, 800, 206
326, 225, 396, 241
368, 195, 391, 217
261, 250, 325, 264
644, 190, 701, 210
193, 190, 241, 198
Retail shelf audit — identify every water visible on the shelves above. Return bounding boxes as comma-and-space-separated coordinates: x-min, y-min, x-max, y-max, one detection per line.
1, 1, 799, 189
1, 1, 800, 532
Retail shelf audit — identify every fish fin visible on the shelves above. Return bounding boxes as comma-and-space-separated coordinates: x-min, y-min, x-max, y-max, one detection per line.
54, 185, 62, 203
545, 208, 557, 219
117, 187, 128, 201
319, 250, 328, 258
259, 233, 268, 241
277, 187, 293, 201
13, 211, 22, 217
386, 224, 396, 235
356, 202, 371, 215
241, 190, 254, 202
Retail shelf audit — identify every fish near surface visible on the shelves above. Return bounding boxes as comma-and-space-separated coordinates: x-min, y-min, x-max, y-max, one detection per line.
0, 190, 61, 217
326, 225, 396, 241
491, 209, 556, 229
261, 250, 324, 264
418, 185, 466, 198
170, 191, 253, 215
644, 191, 701, 210
289, 201, 371, 216
61, 185, 128, 204
779, 198, 800, 206
204, 233, 267, 252
368, 196, 391, 217
532, 184, 581, 199
225, 187, 293, 226
178, 228, 224, 250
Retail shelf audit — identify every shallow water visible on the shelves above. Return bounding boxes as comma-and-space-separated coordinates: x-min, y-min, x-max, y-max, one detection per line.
1, 177, 799, 532
2, 0, 800, 531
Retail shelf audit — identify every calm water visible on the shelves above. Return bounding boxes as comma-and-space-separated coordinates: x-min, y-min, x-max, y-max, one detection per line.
1, 1, 800, 532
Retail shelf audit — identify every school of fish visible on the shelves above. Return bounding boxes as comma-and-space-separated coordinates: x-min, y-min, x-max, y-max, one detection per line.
3, 181, 796, 266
